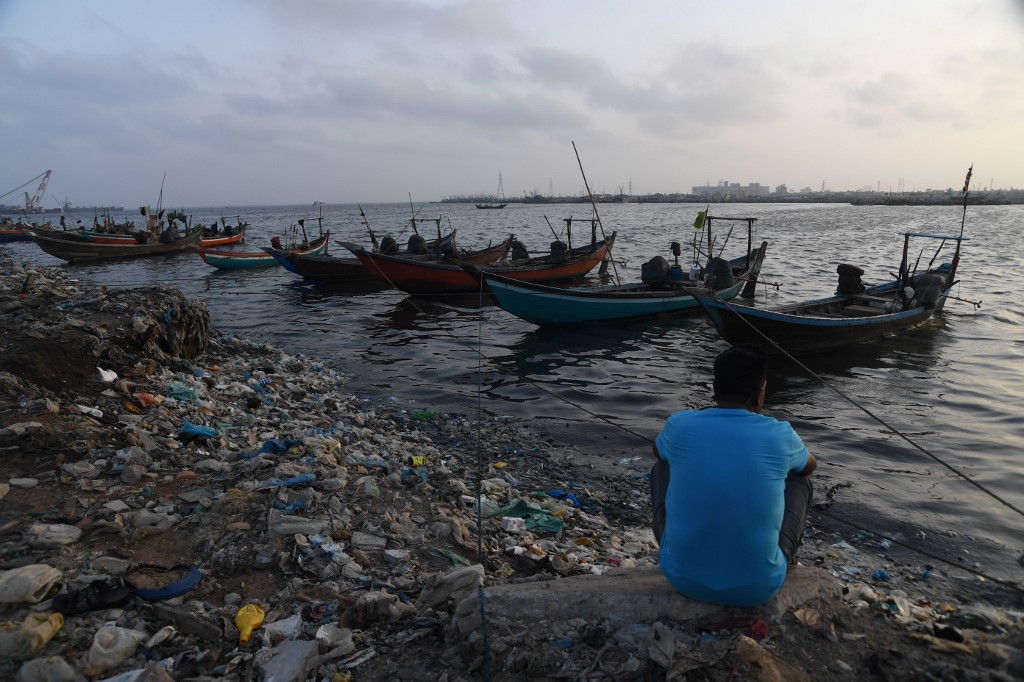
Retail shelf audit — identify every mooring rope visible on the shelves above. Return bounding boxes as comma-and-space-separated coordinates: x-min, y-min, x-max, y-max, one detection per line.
706, 290, 1024, 521
349, 260, 1023, 592
472, 275, 494, 682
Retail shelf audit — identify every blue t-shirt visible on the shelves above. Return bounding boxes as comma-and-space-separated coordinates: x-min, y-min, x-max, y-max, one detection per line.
655, 408, 809, 607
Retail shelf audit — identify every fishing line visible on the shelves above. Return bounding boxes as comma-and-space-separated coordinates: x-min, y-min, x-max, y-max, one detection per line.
813, 507, 1022, 593
706, 290, 1024, 521
361, 254, 1023, 589
472, 276, 494, 681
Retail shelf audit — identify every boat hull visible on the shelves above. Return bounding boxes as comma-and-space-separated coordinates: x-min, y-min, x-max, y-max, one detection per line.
0, 229, 32, 243
195, 234, 328, 270
696, 287, 949, 354
482, 247, 765, 326
199, 228, 246, 248
26, 228, 202, 262
346, 234, 616, 295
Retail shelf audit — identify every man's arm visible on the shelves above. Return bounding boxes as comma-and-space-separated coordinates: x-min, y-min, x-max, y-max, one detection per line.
796, 452, 817, 477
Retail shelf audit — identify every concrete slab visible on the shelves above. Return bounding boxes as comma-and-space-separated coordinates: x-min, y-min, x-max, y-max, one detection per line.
454, 564, 840, 635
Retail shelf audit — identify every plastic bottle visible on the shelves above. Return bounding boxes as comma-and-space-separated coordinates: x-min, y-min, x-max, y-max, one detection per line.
235, 604, 265, 646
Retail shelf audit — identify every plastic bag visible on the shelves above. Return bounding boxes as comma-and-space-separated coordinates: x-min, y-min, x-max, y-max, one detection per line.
85, 626, 148, 675
26, 524, 82, 549
180, 421, 218, 439
15, 655, 77, 682
0, 612, 64, 659
0, 564, 63, 603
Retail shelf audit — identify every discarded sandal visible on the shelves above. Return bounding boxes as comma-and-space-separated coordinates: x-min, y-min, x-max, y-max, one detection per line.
124, 564, 203, 602
53, 577, 133, 615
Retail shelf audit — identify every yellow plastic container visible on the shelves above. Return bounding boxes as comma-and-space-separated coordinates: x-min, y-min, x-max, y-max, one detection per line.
235, 604, 265, 646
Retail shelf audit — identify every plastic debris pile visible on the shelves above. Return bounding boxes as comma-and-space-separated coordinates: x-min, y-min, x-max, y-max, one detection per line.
0, 250, 1021, 681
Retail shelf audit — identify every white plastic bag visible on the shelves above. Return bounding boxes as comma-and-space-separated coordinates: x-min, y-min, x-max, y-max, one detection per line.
15, 655, 77, 682
0, 564, 62, 603
84, 625, 148, 675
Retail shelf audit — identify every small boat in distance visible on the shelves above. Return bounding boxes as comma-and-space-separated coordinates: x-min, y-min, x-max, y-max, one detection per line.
476, 171, 508, 209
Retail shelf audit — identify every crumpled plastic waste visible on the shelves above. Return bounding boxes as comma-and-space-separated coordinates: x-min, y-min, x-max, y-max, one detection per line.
488, 498, 567, 533
14, 655, 77, 682
257, 438, 305, 455
548, 489, 581, 508
84, 625, 148, 676
180, 420, 218, 439
267, 472, 316, 488
0, 612, 64, 659
0, 565, 63, 604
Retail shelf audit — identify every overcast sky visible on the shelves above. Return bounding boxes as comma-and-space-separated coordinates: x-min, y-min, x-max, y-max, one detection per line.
2, 0, 1022, 208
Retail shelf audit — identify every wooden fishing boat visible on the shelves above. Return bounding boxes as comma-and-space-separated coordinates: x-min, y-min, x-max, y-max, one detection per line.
81, 230, 145, 244
199, 216, 249, 247
694, 231, 967, 355
1, 218, 47, 242
481, 241, 767, 326
199, 226, 246, 248
342, 232, 616, 295
25, 227, 202, 262
193, 233, 329, 270
271, 234, 516, 283
0, 227, 32, 243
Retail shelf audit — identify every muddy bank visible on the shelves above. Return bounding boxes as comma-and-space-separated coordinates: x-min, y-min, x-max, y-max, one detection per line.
0, 249, 1021, 681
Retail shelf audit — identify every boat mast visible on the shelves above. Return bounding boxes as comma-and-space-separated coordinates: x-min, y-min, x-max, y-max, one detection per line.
947, 164, 972, 285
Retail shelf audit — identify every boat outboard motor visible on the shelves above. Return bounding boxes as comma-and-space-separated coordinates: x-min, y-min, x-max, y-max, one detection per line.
509, 240, 529, 260
641, 256, 671, 284
706, 257, 734, 289
836, 263, 865, 294
549, 240, 569, 264
379, 236, 399, 255
407, 233, 427, 254
913, 274, 944, 309
440, 241, 459, 259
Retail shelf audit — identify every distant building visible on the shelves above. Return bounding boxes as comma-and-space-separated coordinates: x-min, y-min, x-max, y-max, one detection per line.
691, 181, 771, 199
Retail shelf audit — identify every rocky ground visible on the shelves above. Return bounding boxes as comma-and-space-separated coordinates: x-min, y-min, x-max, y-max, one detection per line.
0, 248, 1021, 681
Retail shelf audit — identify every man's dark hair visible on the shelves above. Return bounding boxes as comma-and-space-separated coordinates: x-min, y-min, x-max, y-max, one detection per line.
713, 344, 768, 403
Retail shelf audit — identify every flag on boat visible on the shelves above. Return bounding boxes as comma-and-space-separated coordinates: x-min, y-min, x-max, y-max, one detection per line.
693, 209, 707, 230
139, 205, 150, 216
962, 165, 973, 194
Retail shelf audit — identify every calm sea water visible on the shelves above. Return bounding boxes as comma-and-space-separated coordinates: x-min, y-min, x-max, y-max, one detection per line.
10, 201, 1024, 584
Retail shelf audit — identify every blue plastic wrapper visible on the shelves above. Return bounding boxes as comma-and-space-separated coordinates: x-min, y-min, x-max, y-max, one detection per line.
548, 489, 581, 508
180, 420, 218, 438
873, 568, 892, 581
268, 472, 316, 487
258, 438, 304, 455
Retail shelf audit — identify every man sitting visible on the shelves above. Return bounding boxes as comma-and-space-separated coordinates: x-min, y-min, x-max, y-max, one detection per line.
650, 344, 816, 607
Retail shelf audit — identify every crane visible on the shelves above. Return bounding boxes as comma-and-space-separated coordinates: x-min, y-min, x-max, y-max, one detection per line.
24, 170, 52, 212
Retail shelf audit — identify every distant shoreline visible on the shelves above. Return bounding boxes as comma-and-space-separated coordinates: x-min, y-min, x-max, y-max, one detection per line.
441, 191, 1024, 206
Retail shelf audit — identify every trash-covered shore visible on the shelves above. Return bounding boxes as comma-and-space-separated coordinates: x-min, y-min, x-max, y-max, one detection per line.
0, 249, 1021, 681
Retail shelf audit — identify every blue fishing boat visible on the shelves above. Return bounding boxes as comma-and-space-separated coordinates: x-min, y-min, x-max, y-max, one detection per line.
479, 214, 766, 326
694, 231, 968, 355
481, 245, 766, 326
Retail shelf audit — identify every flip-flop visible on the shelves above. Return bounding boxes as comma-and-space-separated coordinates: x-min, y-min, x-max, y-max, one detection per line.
124, 564, 203, 601
53, 578, 133, 615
